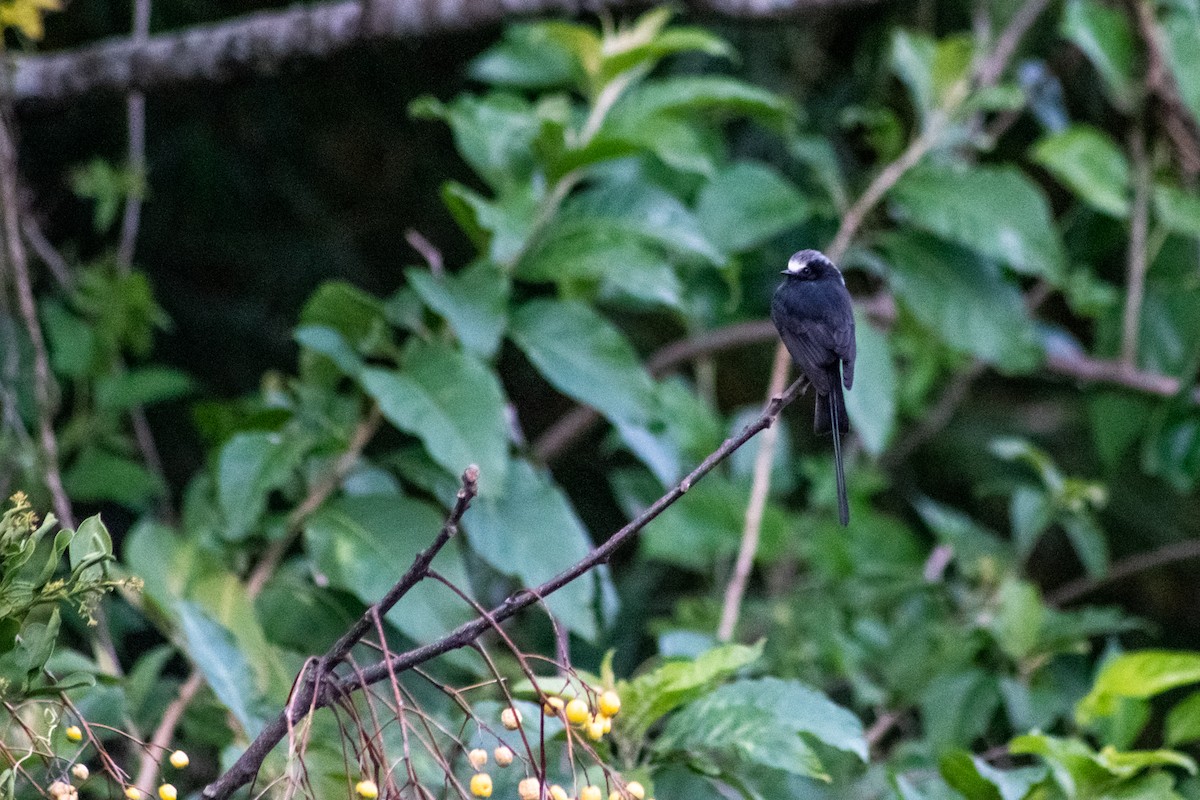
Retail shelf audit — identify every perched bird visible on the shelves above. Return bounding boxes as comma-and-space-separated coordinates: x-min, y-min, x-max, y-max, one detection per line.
771, 249, 857, 526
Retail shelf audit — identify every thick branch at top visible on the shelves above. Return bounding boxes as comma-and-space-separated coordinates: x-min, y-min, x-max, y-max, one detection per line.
10, 0, 880, 104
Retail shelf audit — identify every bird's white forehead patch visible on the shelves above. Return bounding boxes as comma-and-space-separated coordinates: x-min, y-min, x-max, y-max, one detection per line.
786, 255, 809, 273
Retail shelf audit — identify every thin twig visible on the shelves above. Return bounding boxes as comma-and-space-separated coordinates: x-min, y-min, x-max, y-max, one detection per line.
245, 404, 383, 598
1048, 539, 1200, 607
717, 344, 790, 641
132, 670, 203, 796
202, 378, 808, 800
1119, 125, 1151, 370
0, 106, 74, 531
116, 0, 150, 269
20, 215, 73, 289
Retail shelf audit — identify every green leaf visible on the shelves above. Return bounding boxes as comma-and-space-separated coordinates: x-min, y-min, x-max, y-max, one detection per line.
361, 341, 509, 497
304, 495, 476, 651
891, 29, 937, 119
462, 459, 609, 641
620, 473, 787, 571
920, 669, 1001, 752
440, 181, 539, 264
295, 325, 364, 377
913, 496, 1013, 571
1031, 125, 1130, 217
1062, 513, 1110, 578
298, 280, 387, 351
991, 578, 1045, 662
618, 641, 764, 739
1060, 0, 1139, 110
890, 163, 1065, 281
510, 299, 656, 427
881, 233, 1042, 373
1154, 185, 1200, 238
608, 75, 796, 138
655, 703, 827, 781
176, 601, 268, 737
406, 262, 510, 358
940, 751, 1047, 800
216, 431, 306, 540
844, 309, 897, 456
614, 378, 723, 485
1161, 8, 1200, 128
411, 92, 542, 189
696, 161, 810, 253
1167, 691, 1200, 746
1080, 651, 1200, 722
64, 448, 163, 510
95, 366, 194, 411
68, 514, 112, 583
599, 22, 732, 84
1010, 485, 1052, 558
469, 23, 581, 90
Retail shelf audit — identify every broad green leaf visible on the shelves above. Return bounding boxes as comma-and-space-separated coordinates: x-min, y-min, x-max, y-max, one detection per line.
411, 93, 542, 189
1062, 514, 1109, 578
462, 459, 608, 640
614, 378, 723, 486
890, 164, 1065, 280
406, 262, 510, 358
891, 29, 936, 119
176, 601, 268, 737
68, 514, 112, 584
608, 75, 796, 136
921, 669, 1001, 752
1080, 651, 1200, 722
1031, 125, 1130, 217
469, 23, 581, 89
618, 640, 764, 739
298, 280, 387, 351
1162, 9, 1200, 127
510, 299, 656, 427
991, 579, 1045, 662
1061, 0, 1139, 109
600, 22, 732, 84
361, 341, 509, 496
844, 309, 897, 456
190, 571, 294, 700
1167, 690, 1200, 746
517, 226, 683, 310
441, 181, 539, 265
881, 233, 1042, 373
64, 448, 163, 510
216, 431, 306, 540
913, 496, 1013, 570
940, 751, 1046, 800
696, 161, 809, 253
95, 366, 194, 411
655, 703, 827, 781
1154, 185, 1200, 237
304, 495, 476, 652
295, 325, 364, 377
620, 472, 788, 571
1010, 485, 1052, 558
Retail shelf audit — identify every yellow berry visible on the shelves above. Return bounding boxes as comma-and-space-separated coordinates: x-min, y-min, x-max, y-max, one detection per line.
470, 772, 493, 798
586, 717, 606, 741
125, 788, 142, 800
581, 786, 602, 800
169, 750, 189, 769
493, 745, 514, 767
549, 785, 570, 800
518, 777, 541, 800
543, 696, 565, 716
355, 779, 378, 799
501, 707, 522, 730
598, 690, 621, 717
158, 784, 177, 800
565, 698, 590, 725
468, 748, 488, 770
600, 714, 612, 734
49, 781, 71, 798
71, 765, 89, 781
65, 725, 83, 743
626, 781, 646, 800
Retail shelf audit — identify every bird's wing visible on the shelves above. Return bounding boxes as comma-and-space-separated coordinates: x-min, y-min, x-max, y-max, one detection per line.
834, 316, 856, 390
774, 314, 838, 394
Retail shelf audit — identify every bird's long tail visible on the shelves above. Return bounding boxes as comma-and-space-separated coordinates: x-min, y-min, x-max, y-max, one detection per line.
829, 388, 849, 526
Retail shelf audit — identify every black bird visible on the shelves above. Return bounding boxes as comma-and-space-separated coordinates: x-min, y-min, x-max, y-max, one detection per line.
771, 249, 857, 526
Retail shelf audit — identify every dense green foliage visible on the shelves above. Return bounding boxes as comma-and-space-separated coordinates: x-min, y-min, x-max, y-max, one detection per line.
4, 1, 1200, 799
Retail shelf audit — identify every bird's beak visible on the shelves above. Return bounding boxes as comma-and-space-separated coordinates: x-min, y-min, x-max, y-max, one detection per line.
780, 269, 790, 275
